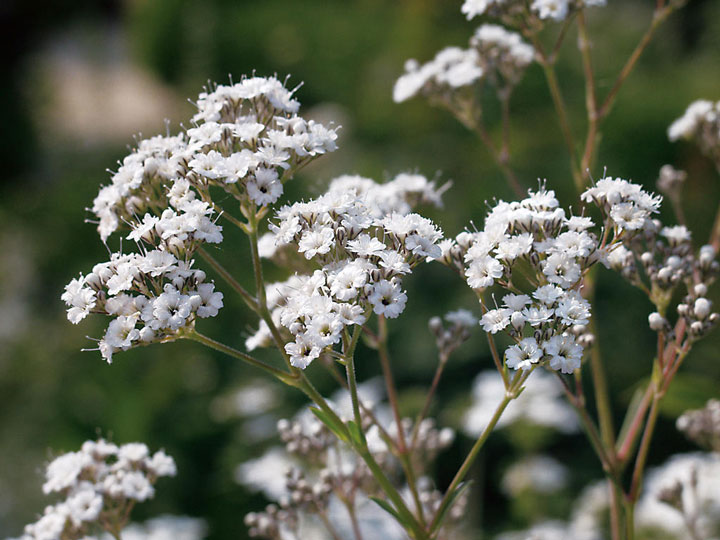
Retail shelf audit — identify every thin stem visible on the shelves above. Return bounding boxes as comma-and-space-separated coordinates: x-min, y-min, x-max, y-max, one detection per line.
377, 316, 408, 454
317, 508, 344, 540
474, 121, 525, 198
246, 213, 295, 371
710, 202, 720, 252
345, 327, 366, 445
597, 6, 674, 119
530, 35, 583, 190
555, 373, 613, 472
410, 353, 448, 450
624, 496, 636, 540
186, 331, 296, 385
608, 481, 623, 540
197, 247, 258, 313
400, 453, 428, 528
295, 374, 428, 540
577, 11, 599, 182
616, 384, 654, 466
629, 392, 662, 501
428, 370, 528, 536
345, 501, 365, 540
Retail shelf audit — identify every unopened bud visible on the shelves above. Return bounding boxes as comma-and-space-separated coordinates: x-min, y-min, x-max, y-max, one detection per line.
648, 312, 666, 332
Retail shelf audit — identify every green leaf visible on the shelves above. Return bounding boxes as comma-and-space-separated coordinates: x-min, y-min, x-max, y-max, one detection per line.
369, 496, 405, 525
431, 481, 473, 535
347, 420, 365, 446
309, 407, 349, 443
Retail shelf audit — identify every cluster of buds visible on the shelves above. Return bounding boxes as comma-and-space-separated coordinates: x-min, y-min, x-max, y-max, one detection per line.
611, 223, 719, 338
389, 418, 455, 467
277, 417, 334, 465
668, 99, 720, 163
414, 476, 470, 537
676, 399, 720, 452
428, 309, 478, 360
239, 392, 460, 540
11, 439, 175, 540
244, 503, 299, 540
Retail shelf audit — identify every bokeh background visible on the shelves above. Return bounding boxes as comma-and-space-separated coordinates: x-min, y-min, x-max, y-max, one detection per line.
1, 0, 719, 537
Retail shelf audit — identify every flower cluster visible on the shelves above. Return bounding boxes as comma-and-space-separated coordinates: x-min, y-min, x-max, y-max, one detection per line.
469, 24, 535, 89
668, 99, 720, 162
63, 252, 224, 362
440, 185, 617, 374
247, 189, 443, 369
64, 76, 339, 363
257, 172, 447, 262
393, 24, 533, 104
93, 76, 338, 241
12, 440, 176, 540
461, 0, 606, 23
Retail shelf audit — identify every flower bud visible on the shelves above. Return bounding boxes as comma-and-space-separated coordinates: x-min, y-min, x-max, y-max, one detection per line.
694, 298, 712, 319
648, 312, 666, 332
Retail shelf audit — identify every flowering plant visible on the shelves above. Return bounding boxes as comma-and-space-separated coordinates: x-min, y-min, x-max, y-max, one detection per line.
13, 1, 720, 539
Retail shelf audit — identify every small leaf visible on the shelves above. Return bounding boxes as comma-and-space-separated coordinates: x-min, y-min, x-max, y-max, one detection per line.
431, 481, 473, 535
369, 496, 405, 525
347, 420, 365, 446
310, 407, 349, 443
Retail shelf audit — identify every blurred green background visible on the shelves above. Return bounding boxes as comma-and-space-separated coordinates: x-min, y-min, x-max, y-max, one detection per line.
1, 0, 719, 537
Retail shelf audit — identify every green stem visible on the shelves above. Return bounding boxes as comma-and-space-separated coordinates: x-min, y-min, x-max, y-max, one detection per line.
428, 370, 528, 536
410, 353, 448, 450
530, 36, 583, 190
577, 11, 599, 183
297, 374, 429, 540
597, 6, 674, 120
628, 393, 662, 501
345, 326, 366, 445
186, 331, 297, 385
378, 316, 408, 453
197, 247, 258, 313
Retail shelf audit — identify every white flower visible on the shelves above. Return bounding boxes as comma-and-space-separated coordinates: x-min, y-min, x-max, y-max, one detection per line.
532, 0, 570, 21
285, 335, 322, 369
556, 292, 591, 326
544, 333, 583, 373
246, 168, 283, 206
119, 442, 149, 463
147, 451, 177, 477
121, 471, 155, 501
347, 234, 387, 258
521, 305, 554, 326
67, 489, 103, 525
480, 308, 512, 333
298, 227, 335, 259
192, 283, 224, 318
43, 452, 93, 494
465, 256, 504, 289
505, 337, 543, 370
368, 280, 407, 318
